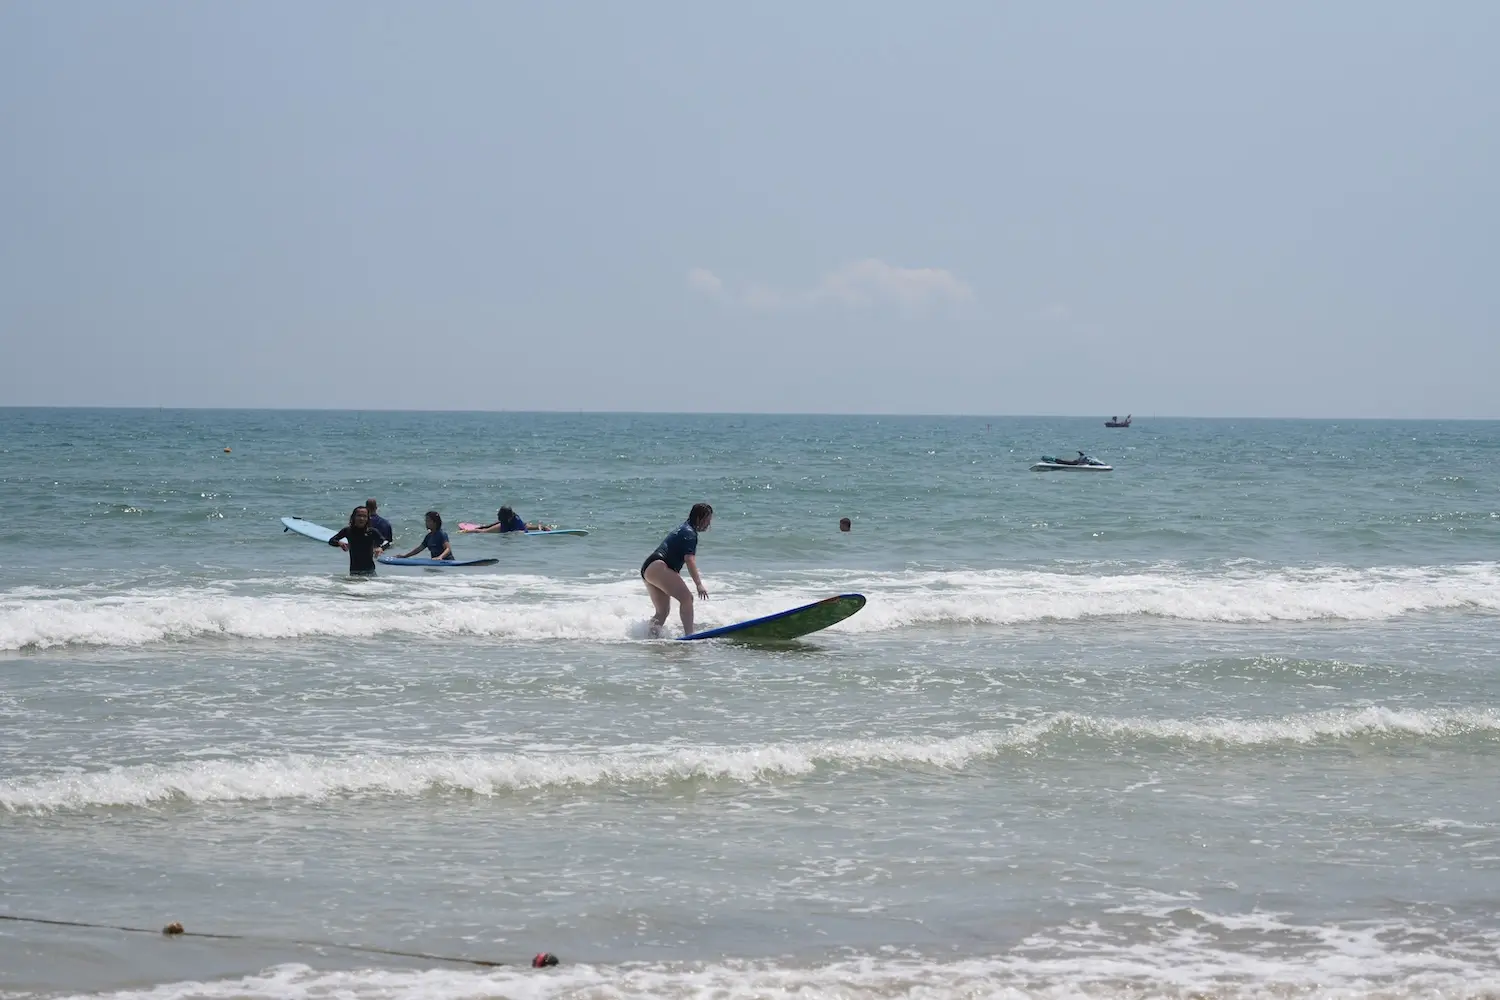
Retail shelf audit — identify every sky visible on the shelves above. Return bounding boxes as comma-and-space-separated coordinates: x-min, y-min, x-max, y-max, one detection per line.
1, 2, 1497, 417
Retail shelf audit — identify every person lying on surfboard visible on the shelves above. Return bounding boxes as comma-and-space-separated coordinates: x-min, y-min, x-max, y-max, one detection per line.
463, 506, 554, 533
329, 506, 386, 576
394, 511, 455, 561
641, 502, 712, 637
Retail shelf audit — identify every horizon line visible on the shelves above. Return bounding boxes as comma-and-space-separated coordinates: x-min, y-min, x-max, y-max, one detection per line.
2, 405, 1498, 422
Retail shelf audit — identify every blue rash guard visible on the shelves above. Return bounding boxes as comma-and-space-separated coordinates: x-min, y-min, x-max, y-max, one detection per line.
368, 512, 393, 545
641, 521, 698, 575
501, 512, 528, 533
420, 529, 453, 559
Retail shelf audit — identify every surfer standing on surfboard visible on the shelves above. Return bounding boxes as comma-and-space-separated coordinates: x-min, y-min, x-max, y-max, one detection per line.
641, 503, 712, 637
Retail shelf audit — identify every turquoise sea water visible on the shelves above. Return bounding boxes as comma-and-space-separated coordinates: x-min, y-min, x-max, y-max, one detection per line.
2, 408, 1498, 999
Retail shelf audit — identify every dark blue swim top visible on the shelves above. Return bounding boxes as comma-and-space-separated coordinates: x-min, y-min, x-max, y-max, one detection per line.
421, 529, 452, 559
368, 512, 393, 544
651, 521, 698, 572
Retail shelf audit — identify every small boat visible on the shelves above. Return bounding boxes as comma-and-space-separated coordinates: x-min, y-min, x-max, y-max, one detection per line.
1031, 453, 1113, 472
1105, 414, 1132, 428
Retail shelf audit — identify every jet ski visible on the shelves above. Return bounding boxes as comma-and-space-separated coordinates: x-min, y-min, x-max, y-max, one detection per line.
1031, 452, 1113, 472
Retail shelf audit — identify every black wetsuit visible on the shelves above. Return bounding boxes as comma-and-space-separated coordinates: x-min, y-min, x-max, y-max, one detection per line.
329, 525, 384, 575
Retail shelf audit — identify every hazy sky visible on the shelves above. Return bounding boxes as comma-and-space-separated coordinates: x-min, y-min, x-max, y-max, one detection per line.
2, 2, 1496, 416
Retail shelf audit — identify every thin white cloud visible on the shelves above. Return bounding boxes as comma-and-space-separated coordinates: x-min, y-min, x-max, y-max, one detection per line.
686, 267, 723, 296
687, 259, 972, 312
810, 258, 973, 308
741, 282, 790, 310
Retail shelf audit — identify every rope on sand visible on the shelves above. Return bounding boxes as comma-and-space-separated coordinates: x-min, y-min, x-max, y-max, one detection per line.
0, 913, 559, 969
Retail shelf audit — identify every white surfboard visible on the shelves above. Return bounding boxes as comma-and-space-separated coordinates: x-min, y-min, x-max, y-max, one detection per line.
280, 517, 338, 543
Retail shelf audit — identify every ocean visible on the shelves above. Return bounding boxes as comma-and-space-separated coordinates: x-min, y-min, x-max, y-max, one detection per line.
1, 408, 1498, 999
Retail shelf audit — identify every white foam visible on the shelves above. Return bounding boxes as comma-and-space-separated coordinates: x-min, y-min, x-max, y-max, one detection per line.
0, 735, 996, 812
1037, 704, 1500, 746
5, 707, 1494, 813
0, 576, 648, 650
839, 562, 1500, 632
31, 937, 1500, 1000
3, 562, 1499, 651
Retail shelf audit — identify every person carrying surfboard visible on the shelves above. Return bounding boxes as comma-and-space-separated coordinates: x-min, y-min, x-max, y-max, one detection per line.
394, 511, 455, 561
328, 506, 386, 576
641, 503, 712, 637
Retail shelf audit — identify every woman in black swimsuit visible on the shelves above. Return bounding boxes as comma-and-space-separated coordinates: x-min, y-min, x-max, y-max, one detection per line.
641, 503, 712, 636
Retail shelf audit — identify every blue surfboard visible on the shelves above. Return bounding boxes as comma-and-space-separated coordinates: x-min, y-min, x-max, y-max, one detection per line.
377, 556, 499, 568
679, 594, 866, 642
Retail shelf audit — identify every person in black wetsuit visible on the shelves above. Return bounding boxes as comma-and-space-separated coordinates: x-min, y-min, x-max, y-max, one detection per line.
329, 506, 386, 575
640, 502, 712, 637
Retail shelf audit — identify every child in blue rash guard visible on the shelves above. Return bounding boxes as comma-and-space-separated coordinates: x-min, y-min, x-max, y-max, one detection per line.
496, 506, 528, 533
395, 511, 454, 561
465, 506, 552, 533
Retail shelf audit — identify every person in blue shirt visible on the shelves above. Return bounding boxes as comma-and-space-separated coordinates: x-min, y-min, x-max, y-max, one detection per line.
640, 503, 712, 637
364, 498, 394, 546
394, 511, 454, 561
465, 506, 553, 533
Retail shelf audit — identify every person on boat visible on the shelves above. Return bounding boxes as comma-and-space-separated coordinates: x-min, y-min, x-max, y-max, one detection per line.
641, 502, 712, 637
394, 511, 454, 561
365, 498, 393, 546
465, 506, 551, 533
329, 506, 386, 576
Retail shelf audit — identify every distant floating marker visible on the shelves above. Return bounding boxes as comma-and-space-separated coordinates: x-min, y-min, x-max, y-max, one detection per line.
223, 447, 232, 453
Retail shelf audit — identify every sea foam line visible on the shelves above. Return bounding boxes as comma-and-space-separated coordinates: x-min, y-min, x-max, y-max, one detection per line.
28, 927, 1500, 1000
4, 707, 1494, 813
3, 562, 1500, 650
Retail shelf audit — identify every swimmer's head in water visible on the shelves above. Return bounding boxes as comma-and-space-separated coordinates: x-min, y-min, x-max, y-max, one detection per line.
425, 510, 442, 530
839, 517, 851, 532
689, 502, 713, 531
349, 507, 369, 527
